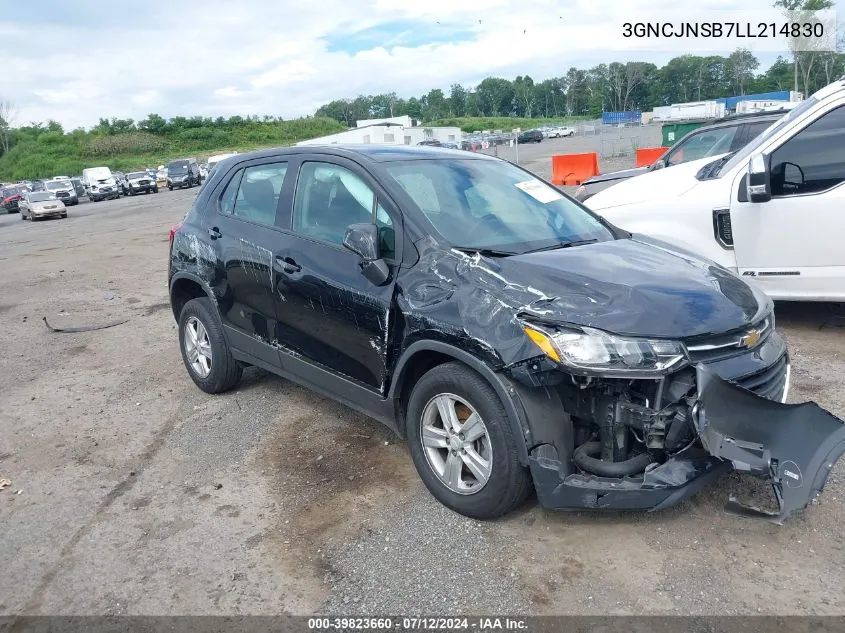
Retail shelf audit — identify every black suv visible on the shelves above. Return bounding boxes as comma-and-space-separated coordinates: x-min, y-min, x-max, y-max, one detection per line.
517, 130, 543, 143
167, 158, 202, 190
574, 111, 786, 201
168, 145, 844, 522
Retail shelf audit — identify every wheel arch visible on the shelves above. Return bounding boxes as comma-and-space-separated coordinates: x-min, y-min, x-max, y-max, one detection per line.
169, 272, 215, 322
388, 340, 531, 464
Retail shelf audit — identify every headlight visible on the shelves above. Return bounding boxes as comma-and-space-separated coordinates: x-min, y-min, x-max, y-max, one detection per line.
522, 324, 687, 377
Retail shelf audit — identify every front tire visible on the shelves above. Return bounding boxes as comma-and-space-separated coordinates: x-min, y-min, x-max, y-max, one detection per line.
178, 297, 242, 394
406, 362, 532, 519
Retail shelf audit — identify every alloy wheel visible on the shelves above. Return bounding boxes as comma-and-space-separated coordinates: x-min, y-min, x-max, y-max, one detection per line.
183, 316, 212, 378
420, 393, 492, 494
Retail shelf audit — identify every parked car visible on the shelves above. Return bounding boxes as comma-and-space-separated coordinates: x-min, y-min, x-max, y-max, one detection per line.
1, 184, 27, 214
113, 171, 130, 196
517, 129, 543, 143
155, 165, 168, 190
548, 126, 576, 138
417, 139, 442, 147
19, 191, 67, 220
82, 166, 120, 201
70, 177, 85, 198
125, 171, 158, 195
168, 144, 845, 523
575, 111, 785, 201
43, 179, 79, 206
167, 158, 202, 189
206, 152, 239, 175
586, 78, 845, 301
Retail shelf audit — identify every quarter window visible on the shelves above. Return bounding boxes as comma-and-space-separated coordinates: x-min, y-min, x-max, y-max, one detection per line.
769, 105, 845, 197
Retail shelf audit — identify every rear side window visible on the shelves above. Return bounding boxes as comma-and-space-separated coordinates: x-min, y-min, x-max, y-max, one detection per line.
218, 162, 287, 225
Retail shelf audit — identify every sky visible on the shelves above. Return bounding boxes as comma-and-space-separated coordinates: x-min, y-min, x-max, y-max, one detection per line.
1, 0, 842, 129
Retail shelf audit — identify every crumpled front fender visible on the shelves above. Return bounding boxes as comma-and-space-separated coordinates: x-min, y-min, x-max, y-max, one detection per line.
694, 364, 845, 523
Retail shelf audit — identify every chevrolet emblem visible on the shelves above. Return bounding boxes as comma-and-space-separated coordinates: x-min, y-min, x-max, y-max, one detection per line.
739, 329, 761, 348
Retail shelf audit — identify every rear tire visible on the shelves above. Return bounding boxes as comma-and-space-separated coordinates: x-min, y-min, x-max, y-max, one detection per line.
406, 362, 532, 519
178, 297, 242, 394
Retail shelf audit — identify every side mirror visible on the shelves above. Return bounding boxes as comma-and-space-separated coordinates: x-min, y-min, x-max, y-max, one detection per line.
652, 159, 666, 170
747, 153, 771, 203
343, 223, 390, 286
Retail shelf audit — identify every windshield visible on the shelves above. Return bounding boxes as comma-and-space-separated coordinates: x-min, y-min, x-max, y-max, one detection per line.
128, 172, 147, 179
46, 180, 72, 190
2, 185, 25, 197
716, 96, 819, 177
30, 192, 55, 202
169, 161, 189, 173
384, 159, 614, 254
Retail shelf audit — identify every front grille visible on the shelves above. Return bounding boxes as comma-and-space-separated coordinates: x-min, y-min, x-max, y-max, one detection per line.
56, 191, 69, 197
685, 316, 772, 363
733, 353, 788, 400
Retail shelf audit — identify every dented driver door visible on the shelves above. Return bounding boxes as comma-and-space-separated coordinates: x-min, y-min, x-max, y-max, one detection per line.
271, 156, 400, 393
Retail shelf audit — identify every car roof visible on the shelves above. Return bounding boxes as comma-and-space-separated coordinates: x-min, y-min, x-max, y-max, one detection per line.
222, 144, 496, 164
705, 111, 786, 128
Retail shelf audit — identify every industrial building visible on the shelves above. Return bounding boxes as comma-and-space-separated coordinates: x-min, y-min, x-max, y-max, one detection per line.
295, 116, 462, 147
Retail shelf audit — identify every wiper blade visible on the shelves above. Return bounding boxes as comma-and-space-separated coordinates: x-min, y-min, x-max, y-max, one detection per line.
699, 153, 735, 179
452, 246, 516, 257
524, 238, 598, 253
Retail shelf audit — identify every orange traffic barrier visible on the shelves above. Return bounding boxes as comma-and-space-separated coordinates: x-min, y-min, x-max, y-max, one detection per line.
635, 147, 670, 168
551, 153, 599, 186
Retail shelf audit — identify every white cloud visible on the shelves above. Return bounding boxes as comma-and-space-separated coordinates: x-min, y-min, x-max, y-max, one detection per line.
131, 90, 162, 108
0, 0, 793, 129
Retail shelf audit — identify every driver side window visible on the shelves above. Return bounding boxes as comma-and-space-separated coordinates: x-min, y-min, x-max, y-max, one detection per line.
769, 105, 845, 197
293, 162, 395, 258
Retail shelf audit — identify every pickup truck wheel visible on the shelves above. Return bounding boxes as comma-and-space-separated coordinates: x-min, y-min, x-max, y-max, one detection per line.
406, 362, 532, 519
178, 297, 242, 394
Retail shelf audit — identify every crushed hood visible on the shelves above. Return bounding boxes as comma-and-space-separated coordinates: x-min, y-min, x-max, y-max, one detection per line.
399, 235, 765, 367
585, 154, 725, 211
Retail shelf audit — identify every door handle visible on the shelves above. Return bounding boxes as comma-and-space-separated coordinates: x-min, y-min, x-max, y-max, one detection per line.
275, 256, 301, 274
207, 226, 222, 240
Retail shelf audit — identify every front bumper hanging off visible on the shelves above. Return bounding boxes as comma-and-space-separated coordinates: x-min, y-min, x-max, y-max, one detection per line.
528, 365, 845, 523
692, 365, 845, 522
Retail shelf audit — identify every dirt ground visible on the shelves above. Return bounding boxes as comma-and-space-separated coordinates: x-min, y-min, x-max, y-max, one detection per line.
1, 178, 845, 617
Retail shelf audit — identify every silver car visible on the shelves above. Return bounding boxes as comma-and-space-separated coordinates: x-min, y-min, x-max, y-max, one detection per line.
19, 191, 67, 221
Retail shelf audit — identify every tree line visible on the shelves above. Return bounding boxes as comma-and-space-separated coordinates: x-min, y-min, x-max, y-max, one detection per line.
315, 50, 845, 126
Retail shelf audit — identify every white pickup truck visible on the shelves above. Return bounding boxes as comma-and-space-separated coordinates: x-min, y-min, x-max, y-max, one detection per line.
585, 77, 845, 301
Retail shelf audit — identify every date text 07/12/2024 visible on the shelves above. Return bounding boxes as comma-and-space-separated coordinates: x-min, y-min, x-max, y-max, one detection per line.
307, 617, 529, 631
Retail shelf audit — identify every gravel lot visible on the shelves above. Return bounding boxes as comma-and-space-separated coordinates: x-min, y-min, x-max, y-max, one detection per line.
478, 123, 665, 184
1, 171, 845, 617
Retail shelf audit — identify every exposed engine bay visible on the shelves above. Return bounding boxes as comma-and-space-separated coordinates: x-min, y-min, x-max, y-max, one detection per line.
559, 368, 700, 479
514, 360, 845, 524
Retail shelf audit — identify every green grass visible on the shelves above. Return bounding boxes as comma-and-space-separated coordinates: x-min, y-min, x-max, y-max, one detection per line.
0, 117, 346, 181
429, 116, 590, 133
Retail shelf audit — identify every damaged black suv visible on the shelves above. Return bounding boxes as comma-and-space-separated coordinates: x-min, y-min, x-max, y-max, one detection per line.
168, 146, 845, 522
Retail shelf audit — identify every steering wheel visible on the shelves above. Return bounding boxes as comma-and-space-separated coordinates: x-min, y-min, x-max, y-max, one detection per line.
467, 213, 506, 235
